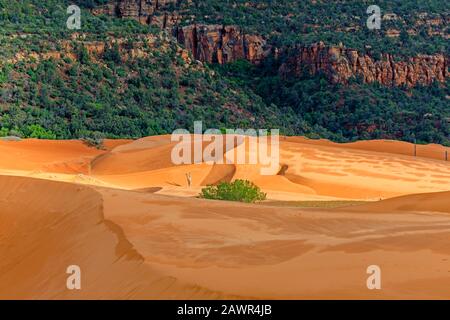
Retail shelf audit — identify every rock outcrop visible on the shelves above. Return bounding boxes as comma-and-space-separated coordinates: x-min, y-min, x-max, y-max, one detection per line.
6, 34, 161, 65
279, 42, 447, 87
175, 24, 270, 64
92, 0, 180, 24
92, 2, 448, 87
92, 2, 269, 64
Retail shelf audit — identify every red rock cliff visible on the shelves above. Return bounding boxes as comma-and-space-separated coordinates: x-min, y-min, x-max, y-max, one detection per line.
92, 1, 269, 64
93, 2, 448, 87
279, 42, 447, 87
175, 24, 270, 64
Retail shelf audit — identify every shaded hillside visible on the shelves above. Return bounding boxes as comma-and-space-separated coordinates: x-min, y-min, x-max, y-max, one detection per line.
0, 0, 449, 145
0, 1, 298, 139
94, 0, 449, 57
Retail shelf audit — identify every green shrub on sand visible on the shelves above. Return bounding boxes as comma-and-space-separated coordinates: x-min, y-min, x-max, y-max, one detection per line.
200, 180, 266, 203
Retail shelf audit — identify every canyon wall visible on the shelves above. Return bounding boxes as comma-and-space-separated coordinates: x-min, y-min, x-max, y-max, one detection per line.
92, 0, 181, 24
279, 42, 447, 87
92, 1, 448, 87
93, 1, 270, 64
175, 24, 270, 64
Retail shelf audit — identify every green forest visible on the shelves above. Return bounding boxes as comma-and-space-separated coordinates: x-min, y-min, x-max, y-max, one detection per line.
173, 0, 449, 56
0, 0, 448, 145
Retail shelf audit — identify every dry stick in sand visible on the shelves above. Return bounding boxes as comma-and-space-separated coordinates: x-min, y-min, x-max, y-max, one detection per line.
186, 172, 192, 187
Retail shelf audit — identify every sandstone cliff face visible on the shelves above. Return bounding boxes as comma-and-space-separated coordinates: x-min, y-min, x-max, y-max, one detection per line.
6, 34, 161, 65
150, 11, 182, 29
93, 2, 448, 87
279, 42, 447, 87
175, 24, 270, 64
92, 1, 269, 64
92, 0, 180, 24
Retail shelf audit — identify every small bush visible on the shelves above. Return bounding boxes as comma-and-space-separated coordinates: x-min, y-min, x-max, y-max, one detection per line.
81, 137, 105, 149
200, 180, 266, 203
0, 127, 9, 137
26, 124, 56, 139
81, 132, 105, 149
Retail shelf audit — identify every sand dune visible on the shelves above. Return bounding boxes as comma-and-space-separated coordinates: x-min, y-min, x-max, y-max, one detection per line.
343, 190, 450, 214
0, 176, 232, 299
2, 136, 449, 201
0, 135, 449, 299
99, 186, 450, 299
0, 175, 450, 299
89, 136, 450, 200
285, 137, 450, 162
277, 139, 450, 200
0, 139, 104, 174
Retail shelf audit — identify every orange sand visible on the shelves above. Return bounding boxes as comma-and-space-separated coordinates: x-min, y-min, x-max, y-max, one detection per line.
0, 136, 449, 299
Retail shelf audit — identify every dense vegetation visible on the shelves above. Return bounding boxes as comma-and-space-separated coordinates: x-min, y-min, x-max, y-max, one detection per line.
200, 180, 267, 203
215, 59, 450, 145
172, 0, 449, 56
0, 0, 296, 139
0, 42, 296, 139
0, 0, 449, 145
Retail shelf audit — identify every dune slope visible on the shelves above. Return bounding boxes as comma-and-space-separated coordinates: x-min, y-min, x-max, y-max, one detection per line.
99, 186, 450, 299
0, 176, 232, 299
1, 136, 449, 201
0, 136, 449, 299
90, 136, 450, 200
1, 175, 450, 299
